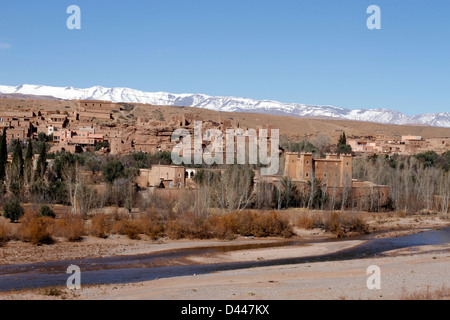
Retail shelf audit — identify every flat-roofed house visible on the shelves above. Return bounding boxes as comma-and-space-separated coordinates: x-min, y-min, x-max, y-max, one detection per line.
48, 114, 69, 128
136, 165, 188, 189
77, 100, 119, 121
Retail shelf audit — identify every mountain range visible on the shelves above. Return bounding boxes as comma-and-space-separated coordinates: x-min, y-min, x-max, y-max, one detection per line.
0, 84, 449, 128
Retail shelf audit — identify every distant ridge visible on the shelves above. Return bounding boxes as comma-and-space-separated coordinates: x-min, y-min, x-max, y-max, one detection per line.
0, 92, 62, 100
0, 84, 449, 128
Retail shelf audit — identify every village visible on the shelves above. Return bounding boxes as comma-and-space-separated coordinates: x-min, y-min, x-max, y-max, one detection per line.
348, 134, 450, 156
0, 99, 449, 214
2, 0, 450, 304
0, 99, 394, 209
0, 100, 448, 299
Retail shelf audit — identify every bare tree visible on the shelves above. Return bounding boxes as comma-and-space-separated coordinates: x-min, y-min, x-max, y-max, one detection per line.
312, 134, 331, 156
62, 162, 81, 214
210, 165, 256, 213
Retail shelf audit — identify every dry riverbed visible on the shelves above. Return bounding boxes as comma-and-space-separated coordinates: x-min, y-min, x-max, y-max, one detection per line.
0, 213, 448, 300
87, 246, 450, 300
1, 243, 448, 300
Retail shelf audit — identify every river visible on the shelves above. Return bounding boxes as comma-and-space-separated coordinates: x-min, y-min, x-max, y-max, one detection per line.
0, 227, 448, 292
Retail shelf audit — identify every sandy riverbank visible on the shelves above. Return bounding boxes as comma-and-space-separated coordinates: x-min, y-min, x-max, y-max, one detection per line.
2, 243, 448, 300
87, 246, 449, 300
184, 240, 366, 265
95, 246, 450, 300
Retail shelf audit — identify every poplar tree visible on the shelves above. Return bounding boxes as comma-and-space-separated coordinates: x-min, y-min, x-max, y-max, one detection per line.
0, 128, 7, 181
25, 139, 33, 163
12, 141, 24, 179
24, 139, 34, 184
35, 142, 47, 179
338, 132, 347, 146
337, 132, 352, 155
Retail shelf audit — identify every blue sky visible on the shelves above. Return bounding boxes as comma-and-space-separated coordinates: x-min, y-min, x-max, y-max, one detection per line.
0, 0, 449, 115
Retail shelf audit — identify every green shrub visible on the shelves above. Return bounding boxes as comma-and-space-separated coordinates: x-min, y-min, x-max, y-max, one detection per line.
3, 199, 25, 223
102, 160, 124, 184
39, 205, 56, 218
94, 141, 110, 152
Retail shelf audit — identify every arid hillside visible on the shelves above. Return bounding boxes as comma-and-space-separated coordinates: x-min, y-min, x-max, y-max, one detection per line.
1, 97, 450, 141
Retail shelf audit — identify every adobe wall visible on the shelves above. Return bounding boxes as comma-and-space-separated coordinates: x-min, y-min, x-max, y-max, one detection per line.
79, 111, 112, 120
137, 166, 186, 188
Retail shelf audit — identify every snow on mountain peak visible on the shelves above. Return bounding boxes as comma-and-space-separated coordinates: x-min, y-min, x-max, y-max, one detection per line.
0, 84, 449, 128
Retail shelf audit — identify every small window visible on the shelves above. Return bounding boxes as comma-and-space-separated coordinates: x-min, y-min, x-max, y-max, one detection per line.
306, 173, 309, 177
178, 173, 182, 178
324, 173, 327, 178
306, 161, 310, 165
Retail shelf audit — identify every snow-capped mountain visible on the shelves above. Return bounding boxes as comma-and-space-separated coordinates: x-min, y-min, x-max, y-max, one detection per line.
0, 84, 449, 128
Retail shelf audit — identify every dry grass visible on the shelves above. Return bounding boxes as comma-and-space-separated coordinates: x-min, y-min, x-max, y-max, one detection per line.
235, 211, 294, 238
0, 219, 10, 245
296, 211, 370, 238
401, 285, 450, 300
89, 213, 111, 239
49, 213, 85, 242
111, 219, 141, 240
139, 213, 164, 240
166, 212, 210, 240
25, 218, 54, 246
297, 214, 315, 230
166, 211, 294, 240
40, 287, 65, 298
2, 210, 86, 245
18, 211, 54, 245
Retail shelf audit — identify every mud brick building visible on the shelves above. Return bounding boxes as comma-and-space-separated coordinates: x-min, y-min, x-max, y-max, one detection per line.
0, 111, 35, 142
77, 100, 120, 121
348, 140, 383, 155
349, 134, 446, 156
47, 114, 69, 129
284, 153, 353, 188
136, 165, 196, 189
281, 152, 389, 206
50, 126, 105, 153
